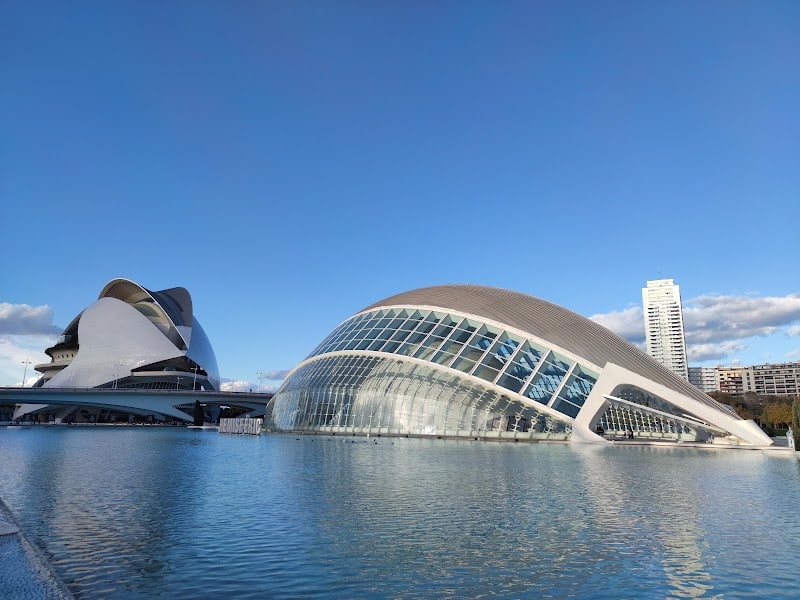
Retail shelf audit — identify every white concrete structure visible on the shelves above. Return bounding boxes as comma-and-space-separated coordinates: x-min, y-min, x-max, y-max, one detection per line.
14, 278, 222, 422
267, 284, 771, 446
642, 279, 688, 380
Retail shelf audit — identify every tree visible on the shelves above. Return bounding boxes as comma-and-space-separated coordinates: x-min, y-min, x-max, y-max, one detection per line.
765, 403, 792, 429
193, 400, 204, 426
792, 399, 800, 451
709, 391, 734, 405
761, 409, 775, 437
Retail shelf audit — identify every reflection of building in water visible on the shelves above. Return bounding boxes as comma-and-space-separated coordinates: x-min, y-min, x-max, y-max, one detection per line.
573, 445, 714, 596
266, 285, 772, 446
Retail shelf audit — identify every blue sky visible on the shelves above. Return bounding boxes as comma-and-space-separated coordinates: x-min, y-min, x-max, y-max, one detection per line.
1, 0, 798, 390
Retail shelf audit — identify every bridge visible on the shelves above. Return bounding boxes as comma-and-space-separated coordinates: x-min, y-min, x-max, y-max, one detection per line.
0, 387, 273, 423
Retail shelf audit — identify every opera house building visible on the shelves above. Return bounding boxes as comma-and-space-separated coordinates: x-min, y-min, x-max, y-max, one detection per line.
15, 278, 222, 423
266, 285, 772, 446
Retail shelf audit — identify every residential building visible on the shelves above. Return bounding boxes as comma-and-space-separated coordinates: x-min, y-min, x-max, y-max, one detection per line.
688, 367, 717, 393
717, 367, 745, 396
742, 362, 800, 397
642, 279, 689, 380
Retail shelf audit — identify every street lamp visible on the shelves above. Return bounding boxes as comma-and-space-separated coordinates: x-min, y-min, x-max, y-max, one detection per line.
177, 376, 182, 391
257, 371, 265, 393
113, 361, 124, 389
21, 359, 31, 387
192, 365, 200, 391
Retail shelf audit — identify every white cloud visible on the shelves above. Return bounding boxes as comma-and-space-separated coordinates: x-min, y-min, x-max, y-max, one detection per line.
221, 379, 279, 393
589, 305, 645, 344
221, 380, 254, 393
590, 292, 800, 366
0, 303, 62, 385
0, 303, 62, 335
687, 341, 747, 363
0, 335, 55, 386
257, 369, 290, 381
683, 293, 800, 344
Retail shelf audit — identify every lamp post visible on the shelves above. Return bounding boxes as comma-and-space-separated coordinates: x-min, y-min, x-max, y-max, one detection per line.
21, 359, 31, 387
257, 371, 265, 393
192, 365, 200, 391
177, 376, 182, 391
113, 361, 123, 389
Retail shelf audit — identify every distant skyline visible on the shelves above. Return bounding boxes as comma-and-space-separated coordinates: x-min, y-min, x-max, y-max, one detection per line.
2, 1, 798, 390
2, 282, 799, 391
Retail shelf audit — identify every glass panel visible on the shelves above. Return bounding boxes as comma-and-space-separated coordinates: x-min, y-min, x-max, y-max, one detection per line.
525, 352, 571, 404
495, 341, 544, 393
522, 350, 572, 405
381, 340, 403, 354
395, 312, 441, 356
573, 364, 599, 386
375, 316, 393, 330
387, 323, 416, 346
386, 315, 407, 331
431, 320, 477, 366
476, 333, 519, 373
551, 397, 580, 418
472, 362, 500, 383
413, 316, 459, 361
402, 310, 423, 329
366, 338, 387, 352
355, 334, 376, 351
366, 324, 399, 352
451, 325, 497, 373
509, 341, 544, 378
451, 322, 477, 344
472, 330, 516, 382
397, 331, 427, 357
496, 371, 524, 393
413, 337, 443, 361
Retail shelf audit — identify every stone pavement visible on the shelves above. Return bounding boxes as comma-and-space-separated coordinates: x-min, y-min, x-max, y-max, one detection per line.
0, 498, 73, 600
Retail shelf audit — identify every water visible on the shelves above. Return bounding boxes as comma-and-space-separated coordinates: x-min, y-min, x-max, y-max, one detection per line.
1, 427, 799, 599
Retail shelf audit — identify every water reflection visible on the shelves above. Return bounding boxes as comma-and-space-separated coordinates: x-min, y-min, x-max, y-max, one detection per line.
573, 445, 716, 598
0, 429, 799, 599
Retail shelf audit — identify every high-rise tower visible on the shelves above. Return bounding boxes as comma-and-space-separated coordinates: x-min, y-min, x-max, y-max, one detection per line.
642, 279, 688, 380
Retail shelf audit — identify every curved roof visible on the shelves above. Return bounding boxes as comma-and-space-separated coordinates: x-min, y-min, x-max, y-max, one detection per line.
38, 278, 220, 391
360, 284, 731, 414
100, 278, 191, 349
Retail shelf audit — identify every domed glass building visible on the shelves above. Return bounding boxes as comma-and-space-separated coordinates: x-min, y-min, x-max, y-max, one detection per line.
266, 285, 771, 446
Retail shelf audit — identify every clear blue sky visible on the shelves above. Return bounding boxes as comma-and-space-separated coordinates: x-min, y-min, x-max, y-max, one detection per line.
2, 0, 798, 390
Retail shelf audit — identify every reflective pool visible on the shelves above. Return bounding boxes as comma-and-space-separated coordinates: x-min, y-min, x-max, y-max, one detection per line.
1, 427, 799, 599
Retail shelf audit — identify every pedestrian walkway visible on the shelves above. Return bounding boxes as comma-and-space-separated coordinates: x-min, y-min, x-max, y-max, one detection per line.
0, 498, 73, 599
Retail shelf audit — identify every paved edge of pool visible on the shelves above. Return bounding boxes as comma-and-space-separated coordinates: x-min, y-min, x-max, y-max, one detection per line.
0, 496, 74, 600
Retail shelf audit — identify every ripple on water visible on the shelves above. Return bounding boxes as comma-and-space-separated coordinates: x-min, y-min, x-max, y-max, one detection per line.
1, 430, 800, 599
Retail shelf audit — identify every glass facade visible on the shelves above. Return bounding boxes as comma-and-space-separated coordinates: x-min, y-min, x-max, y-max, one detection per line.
596, 384, 713, 441
269, 307, 601, 440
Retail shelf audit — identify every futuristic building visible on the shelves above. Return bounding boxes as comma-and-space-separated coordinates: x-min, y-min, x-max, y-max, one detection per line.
266, 285, 771, 446
14, 278, 226, 423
